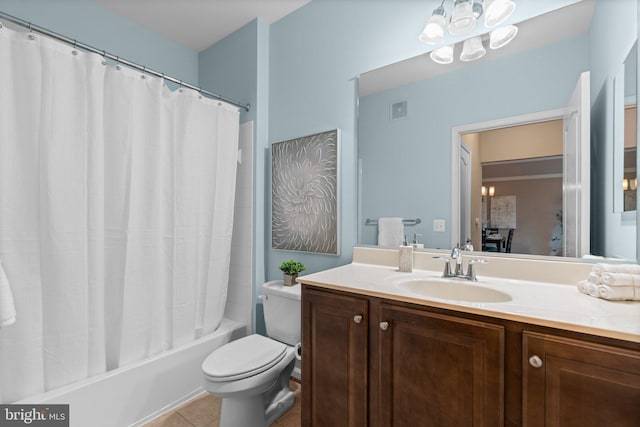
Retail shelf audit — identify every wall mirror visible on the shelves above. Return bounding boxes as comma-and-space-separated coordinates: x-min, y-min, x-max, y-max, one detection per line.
357, 0, 639, 261
614, 40, 638, 213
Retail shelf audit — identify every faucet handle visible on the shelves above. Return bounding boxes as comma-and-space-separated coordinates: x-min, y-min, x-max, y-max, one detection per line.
465, 258, 488, 281
433, 256, 451, 277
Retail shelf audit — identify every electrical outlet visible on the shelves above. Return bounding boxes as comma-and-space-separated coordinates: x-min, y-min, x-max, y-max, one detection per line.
433, 219, 445, 232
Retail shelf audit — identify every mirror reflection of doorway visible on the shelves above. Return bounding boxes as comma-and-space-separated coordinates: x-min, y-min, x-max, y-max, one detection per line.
463, 119, 564, 256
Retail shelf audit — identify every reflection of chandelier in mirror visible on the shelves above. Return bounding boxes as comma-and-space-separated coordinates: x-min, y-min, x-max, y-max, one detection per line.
419, 0, 517, 65
481, 185, 496, 197
622, 178, 638, 191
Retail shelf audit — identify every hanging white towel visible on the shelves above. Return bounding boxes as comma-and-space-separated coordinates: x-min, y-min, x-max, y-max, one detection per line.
0, 260, 16, 328
378, 217, 404, 247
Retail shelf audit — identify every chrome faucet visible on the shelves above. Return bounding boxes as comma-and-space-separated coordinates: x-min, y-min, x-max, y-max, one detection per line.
434, 246, 488, 281
450, 244, 463, 276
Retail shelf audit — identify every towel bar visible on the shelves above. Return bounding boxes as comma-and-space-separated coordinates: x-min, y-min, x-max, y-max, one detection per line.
365, 218, 421, 226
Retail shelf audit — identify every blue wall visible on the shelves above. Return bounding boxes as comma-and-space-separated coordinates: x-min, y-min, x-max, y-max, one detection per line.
589, 0, 638, 259
0, 0, 198, 84
359, 35, 590, 249
199, 18, 271, 333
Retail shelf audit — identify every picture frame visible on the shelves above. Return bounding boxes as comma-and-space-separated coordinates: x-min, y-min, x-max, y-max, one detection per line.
271, 129, 340, 255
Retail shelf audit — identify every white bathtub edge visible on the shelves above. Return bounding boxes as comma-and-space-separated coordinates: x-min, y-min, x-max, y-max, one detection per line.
18, 318, 246, 427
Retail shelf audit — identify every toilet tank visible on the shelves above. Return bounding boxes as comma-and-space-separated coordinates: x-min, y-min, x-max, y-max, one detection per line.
262, 280, 301, 345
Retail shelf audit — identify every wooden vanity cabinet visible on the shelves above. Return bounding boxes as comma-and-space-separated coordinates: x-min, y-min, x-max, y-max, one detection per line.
302, 285, 640, 427
301, 287, 369, 426
302, 286, 505, 427
523, 331, 640, 427
376, 302, 505, 426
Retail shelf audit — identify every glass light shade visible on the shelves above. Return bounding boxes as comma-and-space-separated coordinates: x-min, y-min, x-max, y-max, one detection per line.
460, 36, 486, 62
489, 185, 495, 196
448, 0, 477, 36
489, 25, 518, 49
430, 45, 454, 64
484, 0, 516, 28
481, 186, 487, 196
419, 12, 446, 44
623, 178, 629, 191
632, 178, 638, 191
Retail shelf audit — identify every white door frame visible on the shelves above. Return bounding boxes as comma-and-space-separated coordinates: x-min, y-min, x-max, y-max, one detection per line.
459, 142, 472, 247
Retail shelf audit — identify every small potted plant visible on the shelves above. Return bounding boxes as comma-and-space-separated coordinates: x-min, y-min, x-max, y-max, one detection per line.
279, 259, 306, 286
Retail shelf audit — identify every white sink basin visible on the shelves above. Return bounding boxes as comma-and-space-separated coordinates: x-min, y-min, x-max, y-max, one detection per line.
396, 278, 512, 303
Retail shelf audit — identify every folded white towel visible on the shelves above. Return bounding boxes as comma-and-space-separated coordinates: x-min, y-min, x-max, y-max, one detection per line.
600, 272, 640, 287
577, 280, 599, 297
378, 217, 404, 247
577, 280, 590, 294
0, 260, 16, 328
592, 263, 640, 276
587, 272, 600, 284
598, 285, 640, 301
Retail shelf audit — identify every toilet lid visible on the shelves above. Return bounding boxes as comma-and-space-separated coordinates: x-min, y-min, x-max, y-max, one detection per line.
202, 334, 287, 382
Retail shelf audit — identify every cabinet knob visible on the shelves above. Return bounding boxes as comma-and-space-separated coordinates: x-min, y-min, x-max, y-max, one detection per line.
379, 321, 389, 331
528, 355, 543, 368
353, 314, 363, 324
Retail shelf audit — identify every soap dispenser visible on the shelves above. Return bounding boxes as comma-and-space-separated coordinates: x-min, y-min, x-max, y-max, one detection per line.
399, 235, 413, 273
463, 238, 474, 251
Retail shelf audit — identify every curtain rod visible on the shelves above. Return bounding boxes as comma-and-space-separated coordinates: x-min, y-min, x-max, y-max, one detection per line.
0, 10, 251, 112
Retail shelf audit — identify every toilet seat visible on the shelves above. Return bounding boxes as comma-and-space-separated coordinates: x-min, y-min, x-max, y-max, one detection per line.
202, 334, 287, 382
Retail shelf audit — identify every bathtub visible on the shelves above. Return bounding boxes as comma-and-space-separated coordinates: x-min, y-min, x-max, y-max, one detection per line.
17, 318, 246, 427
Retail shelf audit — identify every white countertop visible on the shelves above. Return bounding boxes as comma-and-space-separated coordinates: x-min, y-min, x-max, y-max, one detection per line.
298, 262, 640, 344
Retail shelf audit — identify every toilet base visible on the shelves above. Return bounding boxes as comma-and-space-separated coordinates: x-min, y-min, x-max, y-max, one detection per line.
216, 359, 297, 427
264, 360, 296, 425
219, 394, 267, 427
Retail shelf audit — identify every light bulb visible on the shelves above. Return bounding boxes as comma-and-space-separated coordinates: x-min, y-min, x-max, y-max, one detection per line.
430, 45, 454, 64
489, 24, 518, 49
484, 0, 516, 28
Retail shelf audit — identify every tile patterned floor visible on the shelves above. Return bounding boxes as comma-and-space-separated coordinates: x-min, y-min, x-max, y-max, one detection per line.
144, 381, 301, 427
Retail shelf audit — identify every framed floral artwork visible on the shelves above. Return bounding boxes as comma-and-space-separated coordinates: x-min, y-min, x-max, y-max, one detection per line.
271, 129, 339, 255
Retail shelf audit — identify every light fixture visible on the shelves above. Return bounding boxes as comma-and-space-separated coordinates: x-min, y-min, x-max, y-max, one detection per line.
418, 0, 518, 65
623, 178, 629, 191
448, 0, 477, 36
489, 24, 518, 49
632, 178, 638, 191
460, 36, 486, 61
430, 45, 454, 64
483, 0, 516, 28
419, 3, 447, 44
481, 186, 487, 196
489, 185, 495, 196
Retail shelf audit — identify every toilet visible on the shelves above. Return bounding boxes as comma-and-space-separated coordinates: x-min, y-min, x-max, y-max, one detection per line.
202, 280, 301, 427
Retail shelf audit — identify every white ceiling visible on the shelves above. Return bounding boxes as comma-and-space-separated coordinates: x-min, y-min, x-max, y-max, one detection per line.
95, 0, 311, 52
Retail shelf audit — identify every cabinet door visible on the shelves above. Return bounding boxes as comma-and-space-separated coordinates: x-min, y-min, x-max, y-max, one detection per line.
378, 303, 505, 427
302, 287, 368, 427
523, 331, 640, 427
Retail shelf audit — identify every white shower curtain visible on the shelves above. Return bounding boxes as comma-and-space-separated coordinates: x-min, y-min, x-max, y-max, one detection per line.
0, 25, 239, 403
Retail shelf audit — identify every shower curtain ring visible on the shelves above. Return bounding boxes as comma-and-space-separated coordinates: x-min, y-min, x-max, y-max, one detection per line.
141, 66, 146, 79
27, 22, 35, 40
116, 56, 121, 70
